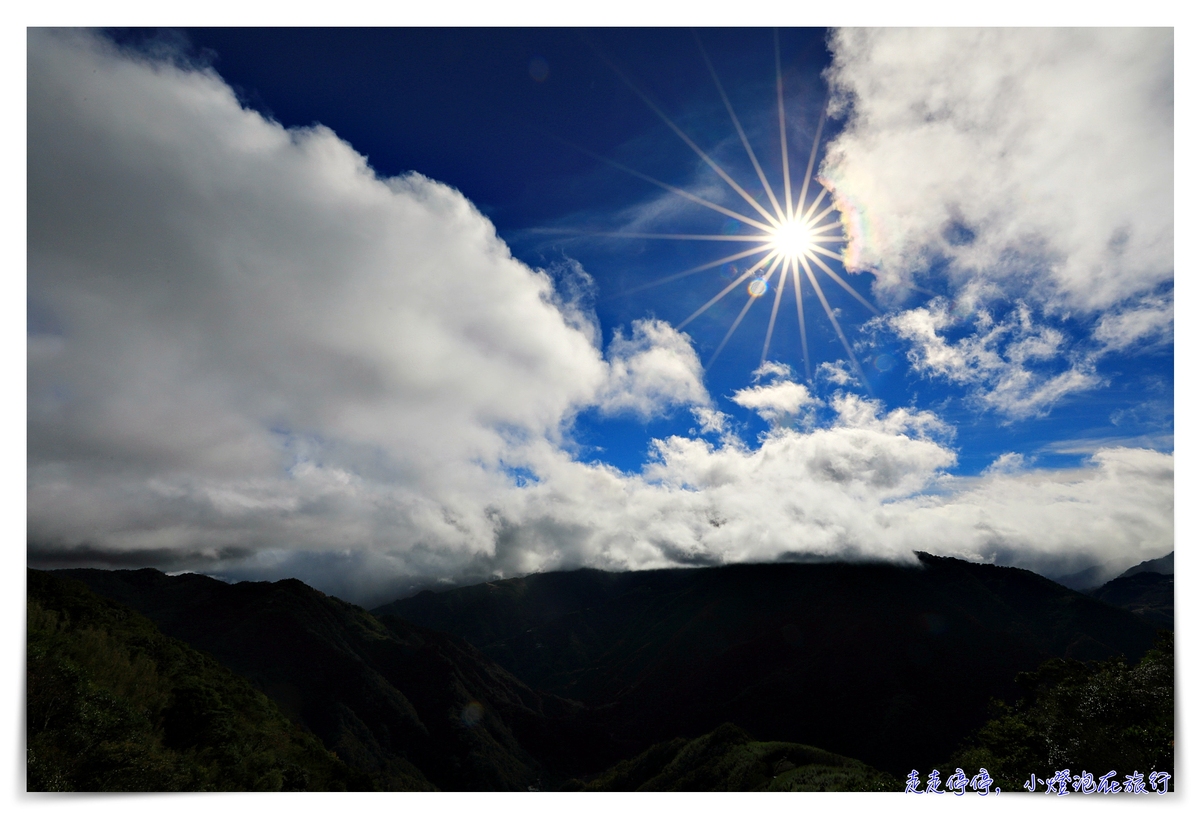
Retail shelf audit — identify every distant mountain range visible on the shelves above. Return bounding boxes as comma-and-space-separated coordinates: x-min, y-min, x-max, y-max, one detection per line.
1118, 551, 1174, 579
37, 553, 1169, 790
1051, 550, 1173, 591
1051, 551, 1174, 629
376, 554, 1160, 775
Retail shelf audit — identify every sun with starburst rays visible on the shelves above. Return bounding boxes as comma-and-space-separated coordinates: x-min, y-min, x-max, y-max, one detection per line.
561, 32, 880, 387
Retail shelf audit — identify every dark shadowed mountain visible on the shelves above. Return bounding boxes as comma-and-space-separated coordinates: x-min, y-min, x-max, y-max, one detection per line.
1050, 551, 1173, 592
54, 567, 616, 790
1089, 572, 1174, 629
1118, 551, 1173, 579
944, 631, 1173, 792
28, 569, 364, 791
1051, 560, 1131, 591
563, 722, 900, 792
376, 554, 1160, 774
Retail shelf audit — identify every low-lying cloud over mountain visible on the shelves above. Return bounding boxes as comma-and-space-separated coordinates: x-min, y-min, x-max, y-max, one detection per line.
27, 30, 1172, 605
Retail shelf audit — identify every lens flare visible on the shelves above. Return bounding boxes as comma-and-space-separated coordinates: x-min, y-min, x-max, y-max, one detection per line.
460, 701, 484, 727
747, 278, 769, 297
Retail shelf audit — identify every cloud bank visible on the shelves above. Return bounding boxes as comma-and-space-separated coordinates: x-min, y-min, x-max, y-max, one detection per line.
27, 30, 1172, 605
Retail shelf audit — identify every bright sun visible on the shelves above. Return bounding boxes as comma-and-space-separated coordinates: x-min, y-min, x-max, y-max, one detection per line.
561, 32, 881, 383
769, 219, 814, 262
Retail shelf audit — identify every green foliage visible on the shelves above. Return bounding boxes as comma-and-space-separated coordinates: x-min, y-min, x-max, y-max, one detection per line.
60, 567, 570, 790
946, 631, 1174, 792
27, 570, 366, 791
565, 723, 901, 792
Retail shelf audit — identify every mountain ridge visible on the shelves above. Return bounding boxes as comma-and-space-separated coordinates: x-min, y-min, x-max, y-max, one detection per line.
374, 554, 1161, 774
1118, 551, 1174, 579
27, 569, 367, 791
52, 566, 617, 790
1089, 572, 1173, 629
50, 554, 1165, 785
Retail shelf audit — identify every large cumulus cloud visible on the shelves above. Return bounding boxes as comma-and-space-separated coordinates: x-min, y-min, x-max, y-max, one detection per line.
823, 28, 1173, 417
27, 29, 662, 579
27, 30, 1172, 605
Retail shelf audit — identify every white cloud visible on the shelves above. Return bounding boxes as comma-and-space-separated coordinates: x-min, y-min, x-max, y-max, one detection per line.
983, 452, 1026, 475
494, 400, 963, 576
1093, 291, 1174, 351
889, 447, 1175, 580
690, 406, 729, 436
730, 377, 820, 424
473, 412, 1169, 593
28, 29, 607, 572
26, 30, 1173, 605
827, 393, 952, 441
597, 319, 711, 420
544, 257, 602, 348
816, 360, 858, 387
822, 29, 1172, 415
887, 299, 1101, 419
823, 28, 1172, 314
751, 361, 794, 382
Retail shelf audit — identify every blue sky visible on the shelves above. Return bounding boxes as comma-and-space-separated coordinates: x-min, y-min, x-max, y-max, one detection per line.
26, 28, 1173, 604
164, 27, 1172, 475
